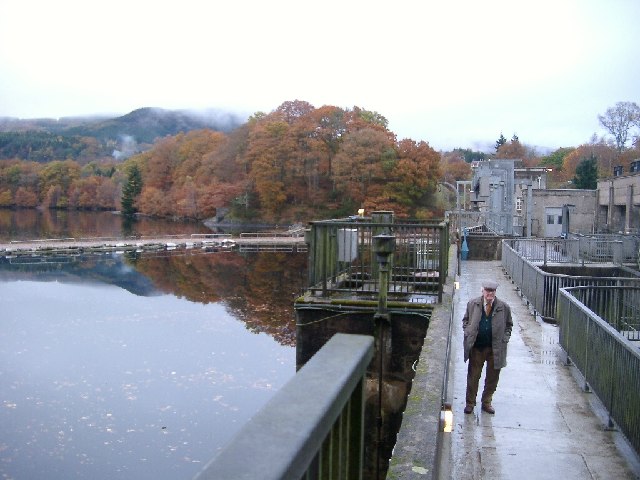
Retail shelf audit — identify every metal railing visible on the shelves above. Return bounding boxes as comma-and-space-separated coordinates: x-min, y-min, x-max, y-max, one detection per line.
504, 236, 640, 266
572, 233, 640, 264
446, 211, 485, 236
558, 286, 640, 455
193, 333, 374, 480
446, 210, 523, 237
502, 240, 640, 321
306, 217, 449, 302
566, 286, 640, 342
485, 211, 513, 235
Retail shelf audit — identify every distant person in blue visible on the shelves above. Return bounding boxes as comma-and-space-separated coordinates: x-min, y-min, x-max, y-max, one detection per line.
462, 280, 513, 414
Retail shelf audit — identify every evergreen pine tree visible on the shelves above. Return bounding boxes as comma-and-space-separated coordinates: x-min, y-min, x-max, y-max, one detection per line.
573, 155, 598, 189
121, 164, 143, 216
495, 133, 507, 152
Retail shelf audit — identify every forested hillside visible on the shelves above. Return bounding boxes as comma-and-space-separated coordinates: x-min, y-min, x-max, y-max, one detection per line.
0, 107, 242, 162
0, 101, 443, 222
2, 99, 637, 223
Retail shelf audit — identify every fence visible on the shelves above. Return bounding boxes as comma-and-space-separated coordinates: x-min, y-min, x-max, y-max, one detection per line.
568, 286, 640, 342
557, 287, 640, 455
306, 216, 449, 302
193, 333, 374, 480
446, 210, 525, 237
571, 234, 640, 264
503, 237, 640, 266
502, 239, 640, 322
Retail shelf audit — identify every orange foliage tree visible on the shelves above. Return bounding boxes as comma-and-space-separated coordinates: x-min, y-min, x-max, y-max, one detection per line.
440, 151, 472, 185
333, 127, 396, 207
385, 139, 441, 217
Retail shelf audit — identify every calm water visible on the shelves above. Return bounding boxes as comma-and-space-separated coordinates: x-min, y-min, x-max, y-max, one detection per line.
0, 209, 214, 242
0, 210, 307, 480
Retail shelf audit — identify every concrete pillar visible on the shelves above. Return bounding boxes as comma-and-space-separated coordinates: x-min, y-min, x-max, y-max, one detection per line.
526, 186, 533, 237
608, 182, 614, 231
626, 184, 633, 233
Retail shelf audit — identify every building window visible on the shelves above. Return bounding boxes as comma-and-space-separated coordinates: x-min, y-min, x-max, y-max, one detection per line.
516, 197, 522, 213
547, 215, 554, 224
558, 215, 562, 225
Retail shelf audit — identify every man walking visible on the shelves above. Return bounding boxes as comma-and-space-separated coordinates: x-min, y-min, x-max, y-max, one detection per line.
462, 280, 513, 414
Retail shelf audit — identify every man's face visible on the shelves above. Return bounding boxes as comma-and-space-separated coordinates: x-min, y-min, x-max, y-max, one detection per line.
483, 287, 496, 303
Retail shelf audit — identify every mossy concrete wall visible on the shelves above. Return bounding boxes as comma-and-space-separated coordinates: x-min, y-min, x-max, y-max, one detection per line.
386, 246, 457, 479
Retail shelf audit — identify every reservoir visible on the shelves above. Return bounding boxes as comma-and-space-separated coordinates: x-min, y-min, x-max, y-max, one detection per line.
0, 210, 308, 479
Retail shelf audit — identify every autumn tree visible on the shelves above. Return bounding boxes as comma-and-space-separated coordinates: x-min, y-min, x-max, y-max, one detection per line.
95, 177, 118, 209
309, 105, 347, 176
0, 161, 39, 204
69, 177, 100, 209
598, 101, 640, 152
137, 186, 172, 217
281, 106, 338, 205
274, 99, 315, 124
197, 128, 251, 218
496, 135, 526, 159
38, 160, 81, 207
539, 147, 575, 187
386, 139, 441, 216
540, 147, 574, 172
333, 127, 396, 208
43, 185, 66, 208
14, 186, 38, 207
245, 120, 294, 216
0, 189, 11, 206
140, 136, 178, 192
440, 151, 472, 185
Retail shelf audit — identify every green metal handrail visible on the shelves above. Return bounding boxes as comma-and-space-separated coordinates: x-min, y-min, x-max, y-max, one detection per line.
558, 286, 640, 456
502, 240, 640, 322
193, 334, 374, 480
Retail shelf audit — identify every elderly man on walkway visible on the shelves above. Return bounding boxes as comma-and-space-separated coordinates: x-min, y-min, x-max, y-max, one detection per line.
462, 280, 513, 414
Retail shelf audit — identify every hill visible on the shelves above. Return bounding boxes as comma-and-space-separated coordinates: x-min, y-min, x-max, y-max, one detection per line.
0, 107, 244, 162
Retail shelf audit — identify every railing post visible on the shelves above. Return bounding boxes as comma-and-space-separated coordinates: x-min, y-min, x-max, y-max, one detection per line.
373, 234, 395, 320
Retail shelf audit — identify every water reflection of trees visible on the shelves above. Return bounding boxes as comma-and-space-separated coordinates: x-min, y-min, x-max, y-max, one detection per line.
0, 209, 213, 241
126, 251, 308, 346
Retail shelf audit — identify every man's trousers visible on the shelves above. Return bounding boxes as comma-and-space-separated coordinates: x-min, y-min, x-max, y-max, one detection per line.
465, 345, 501, 407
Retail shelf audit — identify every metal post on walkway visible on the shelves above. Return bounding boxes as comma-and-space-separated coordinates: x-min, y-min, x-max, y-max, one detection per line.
373, 233, 395, 321
372, 233, 395, 479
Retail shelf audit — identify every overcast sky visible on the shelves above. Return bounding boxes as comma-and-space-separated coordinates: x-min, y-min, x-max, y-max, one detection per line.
1, 0, 639, 152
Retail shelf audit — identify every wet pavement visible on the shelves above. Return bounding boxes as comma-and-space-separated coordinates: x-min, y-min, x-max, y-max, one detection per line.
440, 260, 640, 479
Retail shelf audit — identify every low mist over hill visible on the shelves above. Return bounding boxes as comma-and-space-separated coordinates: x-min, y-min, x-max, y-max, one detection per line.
0, 107, 245, 162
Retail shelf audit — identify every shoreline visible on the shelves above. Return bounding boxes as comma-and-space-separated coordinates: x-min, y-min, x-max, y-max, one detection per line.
0, 233, 306, 256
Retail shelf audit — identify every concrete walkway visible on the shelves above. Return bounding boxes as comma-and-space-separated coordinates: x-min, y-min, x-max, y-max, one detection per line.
440, 260, 640, 479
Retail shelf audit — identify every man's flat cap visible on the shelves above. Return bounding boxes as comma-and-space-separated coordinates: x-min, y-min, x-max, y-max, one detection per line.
482, 280, 498, 290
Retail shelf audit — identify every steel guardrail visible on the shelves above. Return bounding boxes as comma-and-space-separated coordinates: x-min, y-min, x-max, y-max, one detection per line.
193, 334, 374, 480
558, 286, 640, 456
502, 239, 640, 322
